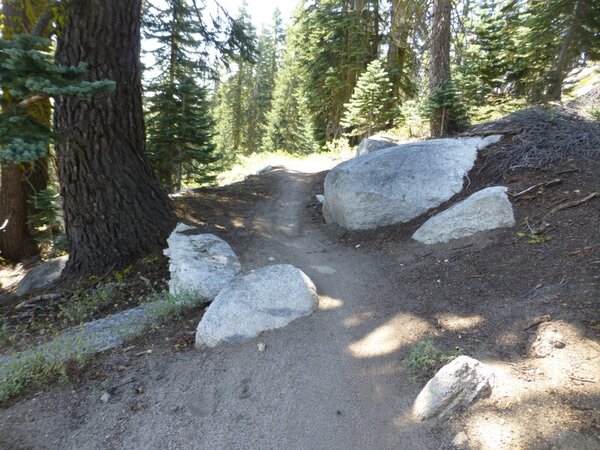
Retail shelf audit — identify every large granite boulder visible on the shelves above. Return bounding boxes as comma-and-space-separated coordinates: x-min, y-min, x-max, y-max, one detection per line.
412, 186, 515, 244
355, 134, 400, 157
163, 223, 241, 301
196, 264, 319, 348
16, 256, 68, 297
323, 136, 502, 230
413, 356, 495, 421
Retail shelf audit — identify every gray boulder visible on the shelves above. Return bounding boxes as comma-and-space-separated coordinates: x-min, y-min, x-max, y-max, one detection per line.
355, 134, 400, 157
412, 186, 515, 244
16, 256, 68, 296
323, 136, 502, 230
413, 356, 495, 421
196, 264, 319, 348
163, 223, 241, 301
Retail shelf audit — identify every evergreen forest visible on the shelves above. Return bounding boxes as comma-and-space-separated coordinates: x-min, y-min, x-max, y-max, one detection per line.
0, 0, 599, 273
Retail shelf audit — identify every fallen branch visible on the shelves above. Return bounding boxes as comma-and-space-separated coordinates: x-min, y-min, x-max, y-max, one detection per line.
524, 314, 552, 330
511, 178, 562, 199
569, 375, 596, 384
461, 129, 514, 137
16, 293, 64, 310
533, 192, 599, 234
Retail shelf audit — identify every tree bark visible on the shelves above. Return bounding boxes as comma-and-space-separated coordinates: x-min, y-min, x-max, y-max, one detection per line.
0, 0, 51, 262
549, 0, 585, 101
54, 0, 175, 278
429, 0, 452, 137
0, 164, 39, 262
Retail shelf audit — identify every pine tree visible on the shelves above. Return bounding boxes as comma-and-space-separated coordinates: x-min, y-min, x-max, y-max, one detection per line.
262, 54, 318, 154
54, 0, 176, 278
262, 14, 318, 155
0, 36, 115, 164
0, 31, 114, 261
144, 0, 220, 191
293, 0, 380, 140
455, 1, 514, 108
386, 0, 427, 102
429, 0, 452, 137
245, 9, 286, 153
516, 0, 599, 102
341, 59, 397, 138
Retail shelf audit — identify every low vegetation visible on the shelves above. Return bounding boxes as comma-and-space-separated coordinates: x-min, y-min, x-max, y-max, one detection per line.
408, 338, 459, 381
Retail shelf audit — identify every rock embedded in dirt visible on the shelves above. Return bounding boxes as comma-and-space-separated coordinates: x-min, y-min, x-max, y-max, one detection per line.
195, 264, 319, 348
15, 255, 68, 297
452, 431, 468, 447
355, 134, 400, 157
412, 186, 515, 244
163, 223, 241, 301
413, 355, 495, 421
323, 136, 502, 230
528, 323, 567, 358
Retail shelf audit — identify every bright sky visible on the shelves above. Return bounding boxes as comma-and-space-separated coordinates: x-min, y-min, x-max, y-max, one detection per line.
217, 0, 297, 29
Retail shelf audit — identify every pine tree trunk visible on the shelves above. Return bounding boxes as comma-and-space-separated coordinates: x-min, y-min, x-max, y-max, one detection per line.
549, 0, 585, 101
0, 164, 39, 262
0, 0, 50, 262
387, 0, 408, 102
429, 0, 452, 137
54, 0, 175, 278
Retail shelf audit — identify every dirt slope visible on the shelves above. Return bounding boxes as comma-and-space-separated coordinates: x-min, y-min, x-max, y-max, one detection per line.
1, 163, 599, 450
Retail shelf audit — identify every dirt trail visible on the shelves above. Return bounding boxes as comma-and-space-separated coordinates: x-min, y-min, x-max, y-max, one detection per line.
0, 168, 440, 449
3, 165, 599, 449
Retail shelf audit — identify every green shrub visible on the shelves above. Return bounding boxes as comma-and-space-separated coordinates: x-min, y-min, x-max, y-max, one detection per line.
408, 338, 458, 380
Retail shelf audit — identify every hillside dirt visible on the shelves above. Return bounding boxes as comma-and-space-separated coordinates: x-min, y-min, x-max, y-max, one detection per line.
1, 155, 599, 449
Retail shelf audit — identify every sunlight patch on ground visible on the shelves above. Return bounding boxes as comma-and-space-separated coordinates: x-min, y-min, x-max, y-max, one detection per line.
435, 313, 486, 332
217, 149, 353, 186
459, 321, 600, 449
348, 313, 432, 358
469, 417, 520, 449
318, 295, 343, 311
0, 264, 26, 292
344, 311, 376, 328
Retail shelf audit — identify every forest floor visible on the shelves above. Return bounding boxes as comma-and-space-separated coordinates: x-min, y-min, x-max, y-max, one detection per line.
1, 149, 599, 449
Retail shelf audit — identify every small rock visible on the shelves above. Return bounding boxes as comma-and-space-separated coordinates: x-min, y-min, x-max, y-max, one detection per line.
257, 342, 266, 352
16, 256, 68, 296
452, 431, 468, 447
315, 194, 325, 204
413, 356, 495, 420
100, 392, 110, 403
268, 257, 275, 261
528, 323, 567, 357
256, 165, 273, 175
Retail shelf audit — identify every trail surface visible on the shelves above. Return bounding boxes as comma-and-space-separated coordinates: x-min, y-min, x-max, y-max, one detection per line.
1, 168, 439, 449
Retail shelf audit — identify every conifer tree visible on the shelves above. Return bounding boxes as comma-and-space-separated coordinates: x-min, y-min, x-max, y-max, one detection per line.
429, 0, 452, 137
455, 1, 514, 107
54, 0, 176, 278
341, 59, 397, 138
293, 0, 381, 140
513, 0, 599, 102
0, 33, 114, 261
144, 0, 220, 191
262, 50, 318, 154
